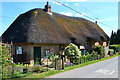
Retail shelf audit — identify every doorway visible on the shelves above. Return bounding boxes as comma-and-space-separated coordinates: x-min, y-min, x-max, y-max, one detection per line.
34, 47, 41, 64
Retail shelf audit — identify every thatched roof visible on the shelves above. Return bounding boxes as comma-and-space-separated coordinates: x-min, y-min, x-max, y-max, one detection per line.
1, 8, 109, 45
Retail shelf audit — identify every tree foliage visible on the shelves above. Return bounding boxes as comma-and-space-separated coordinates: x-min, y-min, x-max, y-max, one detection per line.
0, 44, 13, 67
92, 45, 104, 55
64, 43, 80, 57
110, 29, 120, 44
0, 44, 14, 79
64, 43, 80, 64
109, 45, 120, 53
92, 45, 105, 58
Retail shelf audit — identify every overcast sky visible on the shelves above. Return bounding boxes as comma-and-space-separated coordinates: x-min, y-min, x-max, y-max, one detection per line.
0, 1, 118, 37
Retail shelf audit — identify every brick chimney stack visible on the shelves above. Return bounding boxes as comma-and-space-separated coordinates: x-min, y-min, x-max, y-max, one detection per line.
44, 1, 51, 12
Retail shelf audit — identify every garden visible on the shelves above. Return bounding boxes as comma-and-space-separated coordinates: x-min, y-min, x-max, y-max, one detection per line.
0, 44, 51, 79
0, 43, 120, 79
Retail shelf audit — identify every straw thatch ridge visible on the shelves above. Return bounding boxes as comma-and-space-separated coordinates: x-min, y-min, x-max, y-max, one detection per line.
1, 8, 109, 45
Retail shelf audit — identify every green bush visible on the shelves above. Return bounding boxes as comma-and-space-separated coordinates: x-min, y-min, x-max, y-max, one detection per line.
0, 45, 30, 78
91, 51, 98, 60
0, 45, 13, 67
2, 66, 13, 78
64, 43, 80, 57
70, 55, 80, 64
64, 43, 80, 64
12, 73, 27, 78
78, 51, 99, 64
108, 49, 114, 56
14, 63, 25, 73
48, 64, 55, 68
0, 44, 33, 79
92, 45, 105, 58
109, 45, 120, 53
0, 44, 14, 79
23, 68, 28, 73
29, 66, 47, 73
79, 56, 86, 64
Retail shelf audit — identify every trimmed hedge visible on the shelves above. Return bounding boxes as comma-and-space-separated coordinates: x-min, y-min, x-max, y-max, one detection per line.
109, 45, 120, 53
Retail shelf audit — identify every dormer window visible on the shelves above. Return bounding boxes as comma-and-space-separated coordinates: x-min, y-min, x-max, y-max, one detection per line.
70, 38, 76, 44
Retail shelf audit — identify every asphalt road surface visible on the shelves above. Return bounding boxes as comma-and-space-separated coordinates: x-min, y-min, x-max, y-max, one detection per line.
47, 56, 119, 78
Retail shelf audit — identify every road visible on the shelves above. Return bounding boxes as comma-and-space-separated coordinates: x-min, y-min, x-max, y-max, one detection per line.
47, 56, 119, 78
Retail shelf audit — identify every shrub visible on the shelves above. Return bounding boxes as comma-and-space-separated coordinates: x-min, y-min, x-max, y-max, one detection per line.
12, 74, 26, 78
48, 64, 55, 68
109, 45, 120, 53
64, 43, 80, 64
92, 45, 105, 58
0, 44, 14, 78
78, 51, 99, 64
87, 53, 93, 61
0, 45, 13, 67
2, 66, 13, 78
65, 43, 80, 56
29, 65, 47, 73
80, 56, 84, 63
47, 49, 57, 66
69, 55, 80, 64
0, 44, 32, 79
23, 68, 28, 73
108, 49, 114, 56
90, 51, 98, 60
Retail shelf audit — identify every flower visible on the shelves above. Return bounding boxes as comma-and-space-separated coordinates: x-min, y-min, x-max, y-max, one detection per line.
5, 58, 8, 60
50, 52, 52, 54
49, 49, 54, 52
51, 49, 54, 51
49, 50, 52, 52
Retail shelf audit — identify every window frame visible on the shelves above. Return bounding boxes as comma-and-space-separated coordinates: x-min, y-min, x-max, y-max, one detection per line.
16, 46, 23, 54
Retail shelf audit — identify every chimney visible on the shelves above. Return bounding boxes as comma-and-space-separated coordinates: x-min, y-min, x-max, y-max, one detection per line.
44, 1, 51, 12
95, 21, 97, 24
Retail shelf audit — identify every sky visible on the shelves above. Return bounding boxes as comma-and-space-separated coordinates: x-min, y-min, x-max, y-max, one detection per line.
0, 1, 118, 37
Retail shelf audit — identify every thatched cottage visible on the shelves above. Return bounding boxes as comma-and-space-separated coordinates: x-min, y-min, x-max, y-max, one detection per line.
1, 2, 109, 64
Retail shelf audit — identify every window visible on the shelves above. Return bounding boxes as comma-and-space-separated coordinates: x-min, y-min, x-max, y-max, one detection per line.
16, 46, 22, 54
43, 49, 50, 59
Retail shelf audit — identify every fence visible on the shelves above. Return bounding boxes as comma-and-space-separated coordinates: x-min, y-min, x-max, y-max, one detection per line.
69, 52, 106, 65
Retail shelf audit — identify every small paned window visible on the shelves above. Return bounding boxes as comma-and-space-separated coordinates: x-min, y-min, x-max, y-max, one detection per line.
16, 46, 22, 54
43, 49, 50, 59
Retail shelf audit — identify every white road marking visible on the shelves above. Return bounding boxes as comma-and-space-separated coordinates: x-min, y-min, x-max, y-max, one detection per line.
95, 69, 115, 75
109, 70, 115, 74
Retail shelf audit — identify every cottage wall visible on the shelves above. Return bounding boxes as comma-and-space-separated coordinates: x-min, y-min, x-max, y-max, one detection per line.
23, 46, 33, 63
13, 44, 60, 65
13, 45, 33, 64
41, 45, 59, 57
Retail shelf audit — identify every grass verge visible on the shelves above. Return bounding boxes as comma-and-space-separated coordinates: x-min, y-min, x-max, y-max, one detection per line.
7, 53, 119, 80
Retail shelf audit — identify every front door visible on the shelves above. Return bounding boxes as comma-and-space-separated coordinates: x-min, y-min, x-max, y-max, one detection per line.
34, 47, 41, 64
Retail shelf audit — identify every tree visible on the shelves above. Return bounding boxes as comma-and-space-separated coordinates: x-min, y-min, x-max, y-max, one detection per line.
64, 43, 80, 64
0, 44, 13, 79
110, 29, 120, 44
0, 44, 13, 67
64, 43, 80, 57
